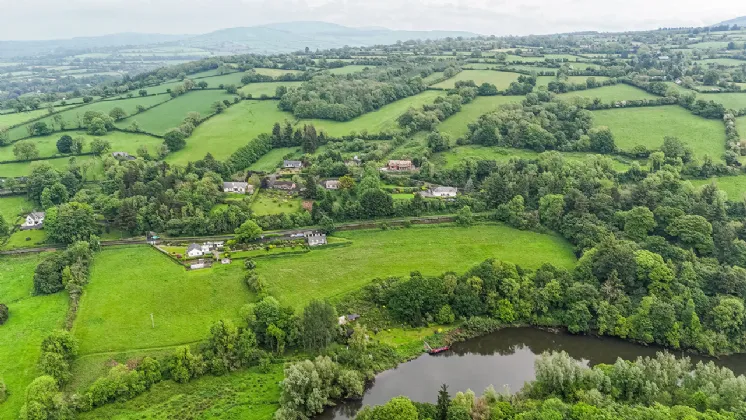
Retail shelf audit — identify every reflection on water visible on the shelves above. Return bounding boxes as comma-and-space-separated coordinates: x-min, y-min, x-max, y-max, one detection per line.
317, 327, 746, 420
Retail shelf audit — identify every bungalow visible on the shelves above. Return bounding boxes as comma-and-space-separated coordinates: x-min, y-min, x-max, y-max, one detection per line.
323, 179, 340, 190
386, 160, 414, 171
112, 151, 136, 161
21, 212, 45, 229
187, 243, 204, 258
223, 182, 252, 194
305, 232, 327, 246
272, 181, 297, 191
283, 160, 303, 170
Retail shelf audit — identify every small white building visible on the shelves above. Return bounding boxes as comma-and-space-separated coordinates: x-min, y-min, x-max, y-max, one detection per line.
223, 182, 252, 194
431, 186, 457, 197
283, 160, 303, 170
221, 258, 232, 265
21, 212, 45, 229
305, 232, 327, 246
187, 243, 204, 258
323, 180, 340, 190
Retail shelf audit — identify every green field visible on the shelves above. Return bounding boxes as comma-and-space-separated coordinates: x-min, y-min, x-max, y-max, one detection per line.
737, 116, 746, 137
0, 106, 71, 127
433, 70, 521, 90
689, 41, 730, 49
0, 131, 162, 161
423, 71, 446, 84
253, 68, 303, 77
556, 84, 657, 103
327, 65, 374, 75
0, 254, 69, 418
116, 90, 237, 135
8, 96, 171, 141
535, 75, 610, 87
698, 93, 746, 111
699, 58, 746, 67
73, 246, 253, 355
2, 229, 48, 250
438, 145, 631, 172
690, 175, 746, 201
247, 147, 298, 172
256, 224, 577, 308
166, 100, 286, 165
0, 195, 34, 224
592, 106, 725, 159
194, 72, 246, 87
250, 191, 302, 216
240, 81, 303, 98
437, 95, 523, 138
0, 155, 102, 178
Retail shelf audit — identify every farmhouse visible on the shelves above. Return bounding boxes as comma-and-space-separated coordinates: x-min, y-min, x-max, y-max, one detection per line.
187, 243, 204, 258
112, 151, 136, 161
223, 182, 252, 194
305, 232, 327, 246
323, 179, 340, 190
283, 160, 303, 170
386, 160, 414, 171
21, 211, 45, 229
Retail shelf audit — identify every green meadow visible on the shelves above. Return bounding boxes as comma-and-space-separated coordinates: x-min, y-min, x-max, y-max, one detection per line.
535, 75, 610, 87
240, 81, 303, 97
689, 175, 746, 202
250, 191, 302, 216
0, 106, 72, 127
0, 131, 162, 161
72, 246, 253, 355
326, 65, 374, 74
256, 224, 577, 308
2, 229, 48, 250
555, 84, 657, 103
253, 68, 303, 77
247, 147, 298, 172
433, 70, 522, 90
698, 93, 746, 111
592, 106, 725, 159
437, 95, 523, 138
0, 155, 102, 178
0, 195, 34, 224
0, 254, 69, 418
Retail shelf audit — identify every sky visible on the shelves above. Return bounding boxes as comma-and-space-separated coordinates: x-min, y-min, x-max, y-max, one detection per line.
1, 0, 745, 40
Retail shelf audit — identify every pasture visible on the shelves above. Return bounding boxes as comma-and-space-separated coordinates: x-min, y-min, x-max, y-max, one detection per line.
555, 84, 657, 102
240, 81, 303, 98
422, 71, 446, 84
0, 131, 162, 161
591, 106, 725, 159
195, 72, 246, 88
247, 147, 298, 172
437, 95, 523, 138
699, 58, 746, 67
0, 195, 34, 224
689, 175, 746, 202
250, 191, 302, 216
2, 229, 48, 250
433, 70, 522, 90
0, 155, 102, 178
0, 106, 70, 127
257, 224, 577, 308
689, 41, 731, 49
116, 90, 238, 135
166, 100, 287, 165
697, 93, 746, 111
327, 65, 374, 75
737, 116, 746, 137
72, 246, 253, 355
0, 254, 69, 418
253, 68, 303, 77
535, 75, 611, 87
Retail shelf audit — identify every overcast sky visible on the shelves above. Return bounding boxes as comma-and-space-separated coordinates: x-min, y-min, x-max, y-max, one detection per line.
2, 0, 745, 40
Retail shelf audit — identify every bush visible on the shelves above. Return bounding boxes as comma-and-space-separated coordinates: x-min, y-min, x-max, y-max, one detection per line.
0, 303, 8, 325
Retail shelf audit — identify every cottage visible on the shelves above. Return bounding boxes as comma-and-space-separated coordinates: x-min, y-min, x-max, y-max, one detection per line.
111, 151, 136, 161
323, 179, 340, 190
386, 160, 414, 171
21, 212, 45, 229
431, 186, 457, 197
305, 232, 327, 246
187, 243, 204, 258
338, 314, 361, 325
223, 182, 252, 194
283, 160, 303, 170
272, 181, 297, 191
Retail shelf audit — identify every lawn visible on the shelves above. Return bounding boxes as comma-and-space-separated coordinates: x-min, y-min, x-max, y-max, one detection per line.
0, 254, 69, 419
0, 131, 162, 161
2, 229, 48, 250
115, 90, 238, 135
247, 147, 299, 172
437, 145, 631, 172
257, 224, 577, 309
697, 93, 746, 111
689, 175, 746, 201
7, 95, 171, 141
591, 106, 726, 159
556, 84, 657, 103
327, 65, 374, 75
0, 155, 102, 178
433, 70, 522, 90
251, 191, 302, 216
240, 81, 303, 98
72, 246, 254, 355
437, 96, 523, 138
166, 100, 287, 165
0, 195, 34, 224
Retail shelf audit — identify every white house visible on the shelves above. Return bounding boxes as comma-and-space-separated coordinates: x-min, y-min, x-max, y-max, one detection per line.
283, 160, 303, 170
323, 180, 340, 190
223, 182, 252, 194
305, 232, 327, 246
431, 186, 457, 197
187, 243, 204, 258
21, 212, 45, 229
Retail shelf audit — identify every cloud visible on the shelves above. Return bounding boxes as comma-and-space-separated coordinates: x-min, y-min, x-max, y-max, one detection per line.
1, 0, 744, 40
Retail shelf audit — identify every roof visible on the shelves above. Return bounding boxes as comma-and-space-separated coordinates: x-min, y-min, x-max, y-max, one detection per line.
28, 212, 45, 220
187, 243, 202, 252
388, 160, 412, 165
223, 181, 249, 189
433, 186, 457, 193
283, 160, 303, 168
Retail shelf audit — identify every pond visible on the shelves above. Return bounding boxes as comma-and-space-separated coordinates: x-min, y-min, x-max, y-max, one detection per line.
318, 327, 746, 419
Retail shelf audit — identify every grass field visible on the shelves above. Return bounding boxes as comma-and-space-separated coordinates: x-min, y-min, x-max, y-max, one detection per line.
689, 41, 730, 49
195, 72, 246, 87
433, 70, 522, 90
73, 246, 254, 355
2, 229, 48, 250
437, 96, 523, 138
699, 58, 746, 66
257, 224, 577, 308
253, 68, 303, 77
166, 100, 287, 165
689, 175, 746, 201
438, 145, 631, 172
250, 191, 302, 216
737, 116, 746, 137
0, 106, 71, 127
423, 71, 446, 84
697, 93, 746, 111
592, 106, 725, 159
0, 195, 34, 224
0, 131, 162, 161
240, 81, 303, 98
327, 65, 374, 75
535, 75, 611, 87
8, 96, 171, 141
556, 84, 657, 103
247, 147, 298, 172
116, 90, 237, 135
0, 254, 69, 418
0, 155, 102, 178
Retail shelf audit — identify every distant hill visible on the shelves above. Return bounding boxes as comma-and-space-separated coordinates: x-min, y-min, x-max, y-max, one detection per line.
0, 22, 479, 59
713, 16, 746, 27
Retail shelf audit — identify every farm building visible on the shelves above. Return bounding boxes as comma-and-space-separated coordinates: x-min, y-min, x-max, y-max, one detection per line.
112, 151, 136, 161
323, 179, 340, 190
187, 243, 204, 258
305, 232, 327, 246
422, 186, 458, 198
223, 182, 252, 194
386, 160, 414, 171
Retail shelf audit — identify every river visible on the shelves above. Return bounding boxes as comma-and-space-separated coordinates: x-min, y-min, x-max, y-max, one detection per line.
318, 327, 746, 419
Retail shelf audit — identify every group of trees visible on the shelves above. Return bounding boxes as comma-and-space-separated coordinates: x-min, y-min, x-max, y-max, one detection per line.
398, 87, 477, 132
270, 120, 327, 152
